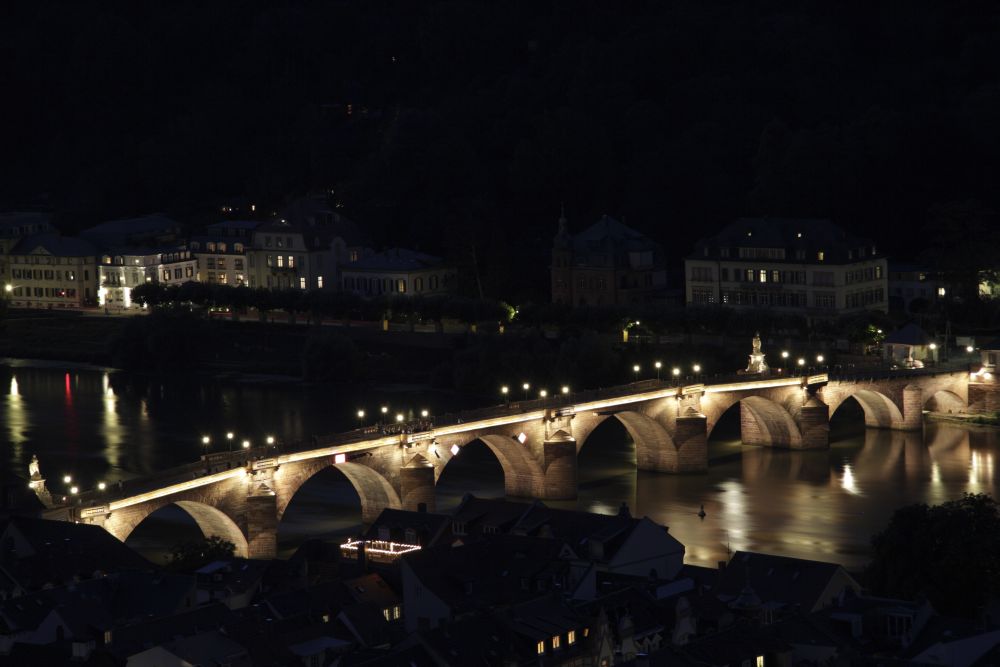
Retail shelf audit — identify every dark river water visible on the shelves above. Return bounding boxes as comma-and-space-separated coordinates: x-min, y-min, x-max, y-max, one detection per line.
2, 362, 997, 569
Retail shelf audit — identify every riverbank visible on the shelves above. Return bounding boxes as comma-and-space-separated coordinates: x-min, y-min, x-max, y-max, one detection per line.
926, 411, 1000, 426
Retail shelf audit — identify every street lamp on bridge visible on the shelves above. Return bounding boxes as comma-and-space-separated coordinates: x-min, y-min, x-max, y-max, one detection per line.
522, 382, 530, 400
633, 364, 641, 382
655, 361, 662, 379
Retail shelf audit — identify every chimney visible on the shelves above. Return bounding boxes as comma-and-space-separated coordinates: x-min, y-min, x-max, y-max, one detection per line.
417, 503, 427, 513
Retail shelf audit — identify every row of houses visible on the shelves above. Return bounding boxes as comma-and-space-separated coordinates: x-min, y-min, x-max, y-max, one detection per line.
0, 198, 457, 311
2, 494, 998, 665
552, 213, 990, 316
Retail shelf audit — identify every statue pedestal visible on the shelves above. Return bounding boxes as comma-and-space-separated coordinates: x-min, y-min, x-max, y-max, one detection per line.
745, 353, 769, 375
29, 477, 53, 508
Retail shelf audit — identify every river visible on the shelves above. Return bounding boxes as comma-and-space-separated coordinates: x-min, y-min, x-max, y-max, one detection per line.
2, 362, 997, 569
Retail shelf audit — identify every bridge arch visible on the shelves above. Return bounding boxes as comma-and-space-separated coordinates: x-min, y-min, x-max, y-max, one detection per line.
114, 500, 249, 558
440, 433, 544, 498
924, 389, 965, 413
705, 394, 803, 447
276, 459, 401, 525
829, 389, 903, 429
574, 411, 676, 471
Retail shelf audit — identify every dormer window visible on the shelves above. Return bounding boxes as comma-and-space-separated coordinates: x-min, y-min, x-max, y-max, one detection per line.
452, 521, 466, 535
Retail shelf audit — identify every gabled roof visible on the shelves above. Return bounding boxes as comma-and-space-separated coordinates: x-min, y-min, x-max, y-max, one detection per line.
715, 551, 858, 613
364, 508, 451, 547
885, 323, 934, 346
346, 248, 444, 272
10, 234, 97, 257
0, 517, 153, 591
401, 535, 571, 612
691, 217, 878, 264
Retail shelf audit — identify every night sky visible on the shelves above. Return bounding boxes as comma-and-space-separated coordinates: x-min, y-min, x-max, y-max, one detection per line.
4, 1, 1000, 300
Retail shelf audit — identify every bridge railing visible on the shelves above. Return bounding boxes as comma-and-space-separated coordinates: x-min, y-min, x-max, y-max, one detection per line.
67, 361, 972, 510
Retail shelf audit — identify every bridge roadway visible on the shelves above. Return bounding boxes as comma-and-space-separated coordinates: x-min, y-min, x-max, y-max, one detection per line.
43, 364, 996, 559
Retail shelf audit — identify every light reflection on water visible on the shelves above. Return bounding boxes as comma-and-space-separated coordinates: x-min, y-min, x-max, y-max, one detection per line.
3, 364, 999, 568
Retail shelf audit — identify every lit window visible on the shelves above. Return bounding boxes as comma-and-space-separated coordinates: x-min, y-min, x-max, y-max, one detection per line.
104, 630, 112, 644
317, 276, 324, 289
299, 277, 306, 289
536, 641, 545, 655
552, 635, 561, 649
398, 279, 406, 293
393, 605, 401, 620
759, 269, 767, 283
817, 251, 825, 261
383, 608, 391, 621
756, 656, 764, 667
288, 255, 295, 268
568, 630, 576, 645
277, 255, 284, 268
938, 287, 946, 297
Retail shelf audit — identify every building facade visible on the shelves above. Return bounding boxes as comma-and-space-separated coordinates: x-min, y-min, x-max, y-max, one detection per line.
685, 218, 888, 315
189, 221, 257, 287
341, 248, 455, 297
97, 247, 197, 309
551, 213, 667, 306
5, 235, 98, 309
1, 213, 54, 291
887, 263, 947, 314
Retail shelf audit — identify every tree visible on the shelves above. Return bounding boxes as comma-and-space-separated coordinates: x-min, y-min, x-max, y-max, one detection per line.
166, 535, 236, 572
865, 493, 1000, 617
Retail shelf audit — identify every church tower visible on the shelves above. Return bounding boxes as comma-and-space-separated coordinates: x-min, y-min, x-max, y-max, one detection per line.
551, 205, 574, 304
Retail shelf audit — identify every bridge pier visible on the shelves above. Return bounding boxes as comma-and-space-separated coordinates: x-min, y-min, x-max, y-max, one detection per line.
797, 397, 830, 449
400, 456, 436, 513
970, 378, 1000, 414
669, 412, 708, 473
900, 385, 924, 431
541, 436, 578, 500
246, 493, 278, 559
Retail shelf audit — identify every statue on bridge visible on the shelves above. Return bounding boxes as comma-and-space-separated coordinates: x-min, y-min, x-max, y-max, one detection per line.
28, 454, 41, 480
27, 455, 53, 507
744, 332, 770, 375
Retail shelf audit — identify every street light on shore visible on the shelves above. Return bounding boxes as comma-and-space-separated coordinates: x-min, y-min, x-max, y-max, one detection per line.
98, 482, 106, 491
396, 413, 405, 423
63, 475, 71, 484
781, 351, 789, 360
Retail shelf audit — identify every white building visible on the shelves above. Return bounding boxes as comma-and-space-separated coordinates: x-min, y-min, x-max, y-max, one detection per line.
97, 246, 197, 309
685, 218, 888, 315
341, 248, 455, 297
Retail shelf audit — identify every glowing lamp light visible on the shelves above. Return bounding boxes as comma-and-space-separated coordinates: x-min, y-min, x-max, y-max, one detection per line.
266, 435, 275, 445
781, 351, 789, 359
517, 432, 527, 444
672, 368, 680, 377
929, 342, 938, 350
816, 355, 825, 363
501, 386, 509, 395
3, 284, 11, 293
395, 413, 404, 423
633, 365, 640, 373
63, 475, 71, 484
522, 382, 530, 391
655, 361, 662, 369
797, 358, 806, 366
539, 389, 548, 398
450, 444, 460, 456
70, 486, 78, 495
226, 432, 234, 440
693, 364, 701, 373
356, 409, 365, 419
561, 385, 570, 394
967, 345, 975, 353
334, 453, 347, 464
201, 435, 210, 445
242, 440, 250, 449
429, 443, 439, 457
421, 409, 429, 418
98, 482, 107, 491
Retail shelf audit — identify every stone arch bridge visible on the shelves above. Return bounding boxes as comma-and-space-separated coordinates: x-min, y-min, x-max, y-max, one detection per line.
50, 368, 984, 559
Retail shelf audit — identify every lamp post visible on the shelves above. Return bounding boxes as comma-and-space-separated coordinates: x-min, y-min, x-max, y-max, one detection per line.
266, 435, 275, 450
522, 382, 530, 401
201, 435, 211, 455
501, 385, 509, 405
380, 406, 388, 426
241, 439, 250, 450
797, 358, 806, 375
226, 431, 234, 451
561, 385, 570, 395
539, 389, 548, 399
693, 364, 701, 376
633, 365, 641, 382
816, 355, 824, 365
356, 410, 365, 427
395, 413, 405, 424
672, 367, 680, 383
420, 409, 429, 418
654, 361, 662, 380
